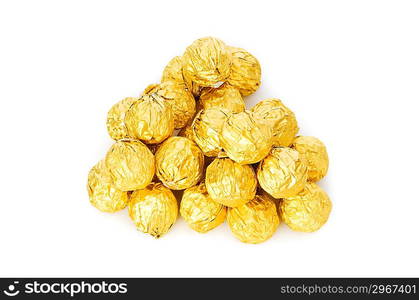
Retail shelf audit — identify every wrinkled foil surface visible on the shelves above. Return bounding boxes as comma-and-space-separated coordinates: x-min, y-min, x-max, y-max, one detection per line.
220, 110, 273, 164
205, 158, 257, 207
161, 56, 201, 97
106, 97, 137, 141
227, 47, 261, 96
227, 194, 279, 244
182, 37, 232, 87
155, 137, 204, 190
129, 183, 178, 238
105, 140, 155, 191
87, 160, 129, 212
125, 94, 174, 144
145, 81, 196, 129
199, 83, 245, 113
251, 98, 298, 147
258, 147, 308, 198
192, 108, 230, 157
280, 182, 332, 232
180, 182, 226, 233
292, 136, 329, 182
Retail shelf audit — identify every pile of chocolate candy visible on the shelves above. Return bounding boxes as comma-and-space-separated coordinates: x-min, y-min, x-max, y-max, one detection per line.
87, 37, 331, 244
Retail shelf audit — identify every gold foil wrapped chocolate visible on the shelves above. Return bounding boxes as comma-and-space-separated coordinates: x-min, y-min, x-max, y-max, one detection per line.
251, 98, 299, 147
106, 97, 137, 140
161, 56, 201, 97
199, 83, 245, 113
144, 81, 196, 129
205, 158, 257, 207
155, 137, 204, 190
129, 183, 178, 238
257, 147, 308, 198
280, 182, 332, 232
105, 140, 155, 191
292, 136, 329, 182
227, 47, 261, 96
125, 94, 174, 144
180, 183, 226, 233
182, 37, 232, 87
227, 194, 279, 244
192, 108, 230, 157
220, 110, 273, 164
87, 160, 129, 212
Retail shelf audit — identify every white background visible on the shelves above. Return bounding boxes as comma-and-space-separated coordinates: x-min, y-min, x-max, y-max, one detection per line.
0, 0, 418, 277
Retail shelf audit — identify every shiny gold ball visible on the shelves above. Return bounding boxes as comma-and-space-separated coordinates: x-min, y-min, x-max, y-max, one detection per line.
106, 97, 137, 141
182, 37, 232, 87
257, 147, 308, 198
220, 110, 273, 164
292, 136, 329, 182
205, 158, 257, 207
227, 46, 261, 96
280, 182, 332, 232
227, 194, 279, 244
144, 81, 196, 129
125, 94, 174, 144
251, 98, 298, 147
155, 136, 204, 190
129, 183, 178, 238
105, 140, 155, 191
180, 183, 226, 233
87, 160, 129, 212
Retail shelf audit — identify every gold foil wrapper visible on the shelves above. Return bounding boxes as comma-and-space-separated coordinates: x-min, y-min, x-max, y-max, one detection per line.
87, 160, 129, 212
251, 98, 299, 147
144, 81, 196, 129
182, 37, 232, 87
161, 56, 201, 97
227, 194, 279, 244
192, 108, 230, 157
178, 122, 194, 140
199, 83, 245, 113
257, 147, 308, 198
280, 182, 332, 232
129, 183, 178, 238
220, 110, 273, 164
180, 182, 226, 233
227, 47, 261, 96
106, 97, 137, 141
205, 158, 257, 207
105, 140, 155, 191
292, 136, 329, 182
125, 94, 174, 144
155, 136, 204, 190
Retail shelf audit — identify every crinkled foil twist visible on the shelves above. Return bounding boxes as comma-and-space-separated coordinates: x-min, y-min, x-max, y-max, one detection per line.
161, 56, 201, 97
125, 94, 174, 144
205, 158, 257, 207
227, 46, 261, 96
144, 81, 196, 129
221, 110, 273, 164
106, 97, 137, 141
257, 147, 308, 198
180, 182, 226, 233
292, 136, 329, 182
227, 194, 279, 244
251, 98, 299, 147
87, 160, 129, 212
192, 108, 230, 157
129, 183, 178, 238
105, 140, 155, 191
155, 136, 204, 190
280, 182, 332, 232
182, 37, 232, 87
199, 83, 245, 113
